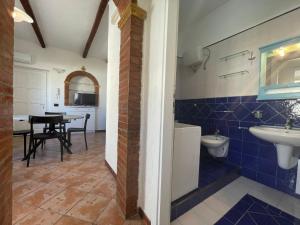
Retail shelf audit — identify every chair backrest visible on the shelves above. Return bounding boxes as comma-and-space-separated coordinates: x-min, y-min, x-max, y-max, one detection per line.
29, 115, 63, 134
84, 114, 91, 130
45, 112, 66, 115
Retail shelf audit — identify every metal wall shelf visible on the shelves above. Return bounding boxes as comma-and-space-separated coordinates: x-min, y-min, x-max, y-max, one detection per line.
218, 70, 249, 79
219, 50, 250, 61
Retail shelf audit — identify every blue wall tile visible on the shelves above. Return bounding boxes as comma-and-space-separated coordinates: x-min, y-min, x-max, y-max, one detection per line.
242, 155, 258, 171
175, 95, 300, 198
257, 173, 276, 188
258, 159, 277, 176
241, 168, 257, 180
243, 142, 259, 157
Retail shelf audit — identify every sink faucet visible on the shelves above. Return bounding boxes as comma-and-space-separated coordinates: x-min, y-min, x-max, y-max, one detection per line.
214, 129, 220, 136
285, 118, 293, 130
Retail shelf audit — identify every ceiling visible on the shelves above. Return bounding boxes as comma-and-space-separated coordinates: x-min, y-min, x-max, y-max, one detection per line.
179, 0, 231, 32
14, 0, 108, 60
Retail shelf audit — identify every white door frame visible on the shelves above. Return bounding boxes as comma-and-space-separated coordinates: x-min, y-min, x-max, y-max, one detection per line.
14, 64, 49, 112
155, 0, 179, 224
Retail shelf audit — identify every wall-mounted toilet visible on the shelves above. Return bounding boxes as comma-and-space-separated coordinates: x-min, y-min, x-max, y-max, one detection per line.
202, 135, 229, 158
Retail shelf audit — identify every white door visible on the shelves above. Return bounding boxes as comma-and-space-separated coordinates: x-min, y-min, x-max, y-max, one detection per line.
13, 66, 47, 131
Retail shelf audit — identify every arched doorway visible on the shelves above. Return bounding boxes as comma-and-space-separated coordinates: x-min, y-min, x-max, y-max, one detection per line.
64, 70, 100, 106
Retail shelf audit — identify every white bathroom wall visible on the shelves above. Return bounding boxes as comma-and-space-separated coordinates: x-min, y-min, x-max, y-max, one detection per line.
179, 0, 300, 56
177, 8, 300, 99
138, 0, 178, 224
14, 38, 107, 130
105, 1, 120, 173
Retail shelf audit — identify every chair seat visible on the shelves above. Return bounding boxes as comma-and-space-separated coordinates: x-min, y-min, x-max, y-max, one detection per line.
33, 133, 59, 139
67, 127, 85, 132
13, 130, 30, 135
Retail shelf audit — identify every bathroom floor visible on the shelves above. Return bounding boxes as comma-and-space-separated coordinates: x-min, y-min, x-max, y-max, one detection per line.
199, 152, 237, 188
172, 177, 300, 225
171, 149, 240, 220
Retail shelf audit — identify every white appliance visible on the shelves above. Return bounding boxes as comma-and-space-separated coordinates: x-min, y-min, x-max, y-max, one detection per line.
182, 46, 203, 72
14, 51, 32, 64
172, 122, 201, 201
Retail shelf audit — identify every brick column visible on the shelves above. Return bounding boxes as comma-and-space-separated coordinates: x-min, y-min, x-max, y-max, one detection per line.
0, 0, 14, 224
116, 3, 146, 218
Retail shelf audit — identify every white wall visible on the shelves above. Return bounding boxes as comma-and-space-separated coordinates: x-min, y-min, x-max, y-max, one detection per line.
179, 0, 300, 56
177, 7, 300, 99
105, 2, 120, 173
138, 0, 178, 224
14, 38, 107, 130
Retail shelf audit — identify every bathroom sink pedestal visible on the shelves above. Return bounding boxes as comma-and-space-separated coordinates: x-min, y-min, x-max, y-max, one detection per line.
249, 126, 300, 170
275, 144, 299, 170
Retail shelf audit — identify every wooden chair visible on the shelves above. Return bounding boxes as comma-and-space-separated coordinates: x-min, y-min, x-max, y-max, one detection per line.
67, 114, 90, 150
43, 112, 68, 133
43, 112, 69, 148
13, 130, 30, 160
27, 115, 65, 167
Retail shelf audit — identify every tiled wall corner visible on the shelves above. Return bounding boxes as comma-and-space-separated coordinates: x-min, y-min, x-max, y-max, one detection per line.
175, 95, 300, 197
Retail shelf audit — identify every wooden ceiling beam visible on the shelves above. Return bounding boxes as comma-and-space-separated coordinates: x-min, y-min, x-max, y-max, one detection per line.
82, 0, 109, 58
20, 0, 46, 48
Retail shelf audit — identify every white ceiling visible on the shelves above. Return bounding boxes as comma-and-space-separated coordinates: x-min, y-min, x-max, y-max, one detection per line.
179, 0, 231, 32
14, 0, 108, 60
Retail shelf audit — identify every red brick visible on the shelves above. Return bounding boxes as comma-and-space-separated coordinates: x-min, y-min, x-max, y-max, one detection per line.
0, 1, 14, 224
116, 7, 145, 218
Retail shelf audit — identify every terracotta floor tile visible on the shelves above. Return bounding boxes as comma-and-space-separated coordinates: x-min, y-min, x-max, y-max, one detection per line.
90, 177, 116, 199
69, 175, 101, 192
33, 170, 65, 183
40, 188, 87, 214
12, 201, 37, 224
50, 172, 84, 188
54, 216, 92, 225
14, 208, 62, 225
13, 180, 46, 200
13, 133, 144, 225
123, 216, 145, 225
20, 182, 65, 207
95, 199, 125, 225
67, 194, 110, 222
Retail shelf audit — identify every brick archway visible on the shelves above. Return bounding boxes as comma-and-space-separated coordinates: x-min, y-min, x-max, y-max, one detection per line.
112, 0, 147, 219
64, 70, 99, 106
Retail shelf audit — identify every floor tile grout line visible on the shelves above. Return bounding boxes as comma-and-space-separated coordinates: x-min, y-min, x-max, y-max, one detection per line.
232, 201, 255, 225
247, 212, 259, 225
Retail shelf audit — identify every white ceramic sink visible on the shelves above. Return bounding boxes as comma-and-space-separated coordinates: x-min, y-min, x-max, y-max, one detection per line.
250, 126, 300, 146
250, 126, 300, 169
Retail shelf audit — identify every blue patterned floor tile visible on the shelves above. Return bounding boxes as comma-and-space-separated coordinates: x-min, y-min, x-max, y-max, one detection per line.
248, 202, 267, 214
250, 212, 278, 225
215, 217, 234, 225
215, 194, 300, 225
236, 214, 256, 225
224, 208, 245, 224
272, 216, 294, 225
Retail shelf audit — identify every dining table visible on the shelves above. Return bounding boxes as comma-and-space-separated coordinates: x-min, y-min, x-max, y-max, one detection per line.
13, 114, 84, 122
13, 114, 84, 158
